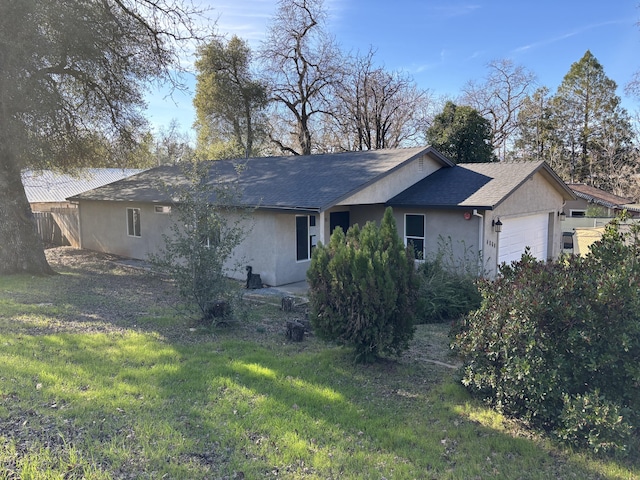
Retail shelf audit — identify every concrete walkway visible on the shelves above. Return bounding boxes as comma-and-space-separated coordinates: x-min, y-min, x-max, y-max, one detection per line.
113, 257, 309, 300
243, 280, 309, 303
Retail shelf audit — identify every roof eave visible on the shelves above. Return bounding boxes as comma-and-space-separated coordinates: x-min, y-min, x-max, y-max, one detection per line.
387, 202, 494, 211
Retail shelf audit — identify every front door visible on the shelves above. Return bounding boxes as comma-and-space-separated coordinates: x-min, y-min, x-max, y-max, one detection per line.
330, 211, 350, 235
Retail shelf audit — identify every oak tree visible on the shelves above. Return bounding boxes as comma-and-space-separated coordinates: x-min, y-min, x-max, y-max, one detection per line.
461, 59, 536, 159
332, 49, 432, 151
426, 101, 496, 163
0, 0, 207, 275
259, 0, 343, 155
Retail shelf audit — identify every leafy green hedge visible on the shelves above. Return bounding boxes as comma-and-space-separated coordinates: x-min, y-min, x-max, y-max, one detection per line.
452, 220, 640, 454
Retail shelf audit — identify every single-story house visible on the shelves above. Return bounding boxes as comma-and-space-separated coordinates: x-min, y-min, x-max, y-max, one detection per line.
566, 183, 640, 218
23, 168, 143, 246
68, 146, 575, 286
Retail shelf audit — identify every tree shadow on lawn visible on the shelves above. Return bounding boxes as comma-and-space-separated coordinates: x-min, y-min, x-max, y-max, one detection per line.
191, 344, 640, 478
2, 323, 637, 479
1, 253, 194, 339
2, 248, 637, 478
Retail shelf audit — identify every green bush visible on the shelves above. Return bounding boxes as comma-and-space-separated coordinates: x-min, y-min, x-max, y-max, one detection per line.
307, 207, 417, 363
452, 220, 640, 454
557, 391, 634, 454
148, 160, 249, 324
415, 260, 481, 324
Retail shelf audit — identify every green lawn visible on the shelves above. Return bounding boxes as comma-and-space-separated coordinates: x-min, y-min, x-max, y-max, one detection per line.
0, 248, 637, 479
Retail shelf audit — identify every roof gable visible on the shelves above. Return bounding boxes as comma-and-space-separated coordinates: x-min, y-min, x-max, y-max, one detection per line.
568, 183, 632, 208
388, 161, 575, 209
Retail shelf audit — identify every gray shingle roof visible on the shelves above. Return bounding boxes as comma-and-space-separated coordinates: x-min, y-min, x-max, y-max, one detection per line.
23, 169, 144, 203
69, 147, 451, 211
388, 160, 574, 209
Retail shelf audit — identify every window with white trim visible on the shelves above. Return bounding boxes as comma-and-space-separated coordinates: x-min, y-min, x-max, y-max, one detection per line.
405, 213, 425, 259
127, 208, 141, 237
296, 215, 317, 261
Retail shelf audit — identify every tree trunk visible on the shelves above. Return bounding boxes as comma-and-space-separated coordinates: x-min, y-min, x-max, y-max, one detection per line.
0, 149, 55, 275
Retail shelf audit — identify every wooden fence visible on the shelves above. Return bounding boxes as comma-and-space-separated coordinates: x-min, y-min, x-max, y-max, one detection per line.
32, 208, 80, 247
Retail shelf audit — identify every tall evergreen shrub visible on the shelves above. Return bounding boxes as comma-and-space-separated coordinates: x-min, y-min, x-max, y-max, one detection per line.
307, 208, 417, 363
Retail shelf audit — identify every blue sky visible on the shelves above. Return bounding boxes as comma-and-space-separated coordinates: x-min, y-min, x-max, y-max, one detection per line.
145, 0, 640, 135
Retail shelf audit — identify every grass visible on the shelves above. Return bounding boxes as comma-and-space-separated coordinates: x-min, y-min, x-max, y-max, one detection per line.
0, 249, 638, 479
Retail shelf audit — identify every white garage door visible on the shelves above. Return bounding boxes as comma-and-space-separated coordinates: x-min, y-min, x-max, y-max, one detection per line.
498, 213, 549, 265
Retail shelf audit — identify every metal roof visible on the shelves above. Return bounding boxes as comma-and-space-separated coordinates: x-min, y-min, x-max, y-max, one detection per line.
23, 169, 144, 203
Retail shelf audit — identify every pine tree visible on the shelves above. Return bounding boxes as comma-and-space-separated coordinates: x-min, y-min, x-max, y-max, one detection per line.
307, 208, 417, 363
534, 51, 634, 193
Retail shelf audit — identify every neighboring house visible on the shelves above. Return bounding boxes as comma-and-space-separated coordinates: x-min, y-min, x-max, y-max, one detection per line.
23, 168, 143, 246
561, 184, 640, 254
565, 183, 640, 218
68, 147, 575, 286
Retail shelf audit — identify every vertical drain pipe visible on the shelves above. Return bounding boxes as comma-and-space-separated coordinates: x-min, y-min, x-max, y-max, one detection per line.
473, 209, 484, 275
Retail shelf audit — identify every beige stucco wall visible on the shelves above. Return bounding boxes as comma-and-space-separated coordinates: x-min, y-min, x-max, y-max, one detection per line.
78, 201, 314, 287
564, 197, 617, 217
485, 171, 565, 275
78, 200, 173, 260
390, 207, 486, 272
226, 210, 315, 287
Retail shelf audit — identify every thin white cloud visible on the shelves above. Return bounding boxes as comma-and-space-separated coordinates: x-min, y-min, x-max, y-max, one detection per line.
408, 49, 448, 73
199, 0, 274, 43
466, 50, 483, 60
428, 4, 481, 18
513, 19, 628, 54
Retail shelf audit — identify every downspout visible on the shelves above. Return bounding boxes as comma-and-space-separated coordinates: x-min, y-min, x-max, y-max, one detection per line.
472, 209, 484, 275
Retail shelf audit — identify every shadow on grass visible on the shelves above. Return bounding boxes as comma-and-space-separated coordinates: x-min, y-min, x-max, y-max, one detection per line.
1, 254, 638, 478
2, 328, 638, 479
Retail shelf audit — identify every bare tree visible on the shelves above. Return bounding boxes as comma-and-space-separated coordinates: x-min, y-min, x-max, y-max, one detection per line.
332, 49, 432, 151
461, 59, 536, 159
259, 0, 343, 155
153, 119, 194, 165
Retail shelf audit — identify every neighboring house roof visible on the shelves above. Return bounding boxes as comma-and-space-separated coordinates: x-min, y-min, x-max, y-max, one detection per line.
567, 183, 640, 213
389, 161, 575, 210
69, 147, 454, 211
23, 168, 144, 203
